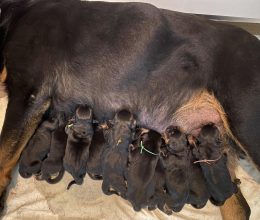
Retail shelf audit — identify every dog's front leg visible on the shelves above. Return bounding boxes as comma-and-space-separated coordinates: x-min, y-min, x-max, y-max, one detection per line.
220, 168, 251, 220
0, 95, 50, 214
220, 189, 251, 220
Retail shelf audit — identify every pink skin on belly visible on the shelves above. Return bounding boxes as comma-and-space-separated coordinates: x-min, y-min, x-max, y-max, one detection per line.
172, 106, 224, 137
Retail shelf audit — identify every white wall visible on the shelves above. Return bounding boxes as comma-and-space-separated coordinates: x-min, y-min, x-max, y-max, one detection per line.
87, 0, 260, 21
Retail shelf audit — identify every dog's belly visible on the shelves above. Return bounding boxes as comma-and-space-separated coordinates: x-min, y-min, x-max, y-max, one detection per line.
52, 83, 223, 136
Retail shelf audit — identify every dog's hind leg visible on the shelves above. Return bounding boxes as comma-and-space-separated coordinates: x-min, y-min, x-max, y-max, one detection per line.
102, 180, 120, 196
0, 95, 50, 213
114, 179, 127, 199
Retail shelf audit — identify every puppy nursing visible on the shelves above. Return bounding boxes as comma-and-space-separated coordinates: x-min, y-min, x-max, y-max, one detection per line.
18, 107, 241, 214
161, 126, 190, 212
64, 106, 94, 187
101, 110, 136, 198
192, 124, 237, 206
127, 129, 162, 211
19, 118, 58, 178
86, 126, 107, 180
40, 122, 67, 184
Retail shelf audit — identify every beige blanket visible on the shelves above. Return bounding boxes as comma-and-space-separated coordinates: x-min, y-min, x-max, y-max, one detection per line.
0, 96, 259, 220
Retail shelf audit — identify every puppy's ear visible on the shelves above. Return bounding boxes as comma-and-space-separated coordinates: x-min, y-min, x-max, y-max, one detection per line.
65, 124, 71, 134
133, 127, 149, 140
165, 126, 182, 137
140, 128, 149, 135
107, 120, 114, 128
99, 120, 113, 130
129, 144, 136, 152
187, 134, 198, 147
99, 123, 108, 130
162, 132, 169, 144
159, 146, 168, 158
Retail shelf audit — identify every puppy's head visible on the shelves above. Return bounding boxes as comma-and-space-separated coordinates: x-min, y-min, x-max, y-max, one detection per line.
197, 123, 220, 146
70, 123, 94, 141
139, 129, 162, 154
164, 126, 187, 154
66, 105, 94, 141
106, 109, 136, 146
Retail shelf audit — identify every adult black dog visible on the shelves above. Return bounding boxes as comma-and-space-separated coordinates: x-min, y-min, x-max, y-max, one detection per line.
0, 0, 259, 217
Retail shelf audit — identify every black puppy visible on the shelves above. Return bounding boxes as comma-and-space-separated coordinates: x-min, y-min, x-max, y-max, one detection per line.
160, 126, 189, 212
101, 109, 136, 198
40, 116, 67, 184
127, 129, 162, 211
86, 125, 108, 180
19, 118, 58, 178
148, 159, 171, 214
187, 151, 209, 209
64, 106, 94, 187
149, 128, 209, 213
193, 124, 237, 206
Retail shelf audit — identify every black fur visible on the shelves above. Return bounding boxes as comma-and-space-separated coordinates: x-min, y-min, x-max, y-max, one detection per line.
127, 129, 162, 211
19, 118, 58, 178
187, 152, 209, 209
40, 117, 67, 184
86, 126, 108, 180
148, 160, 172, 215
193, 124, 237, 205
64, 105, 94, 185
161, 126, 190, 212
1, 0, 259, 165
0, 0, 259, 214
101, 110, 136, 198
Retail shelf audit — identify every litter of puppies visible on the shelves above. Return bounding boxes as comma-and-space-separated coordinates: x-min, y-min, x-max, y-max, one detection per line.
19, 106, 241, 214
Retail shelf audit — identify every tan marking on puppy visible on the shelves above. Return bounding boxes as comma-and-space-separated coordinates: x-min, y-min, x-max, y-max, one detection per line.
99, 123, 109, 130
